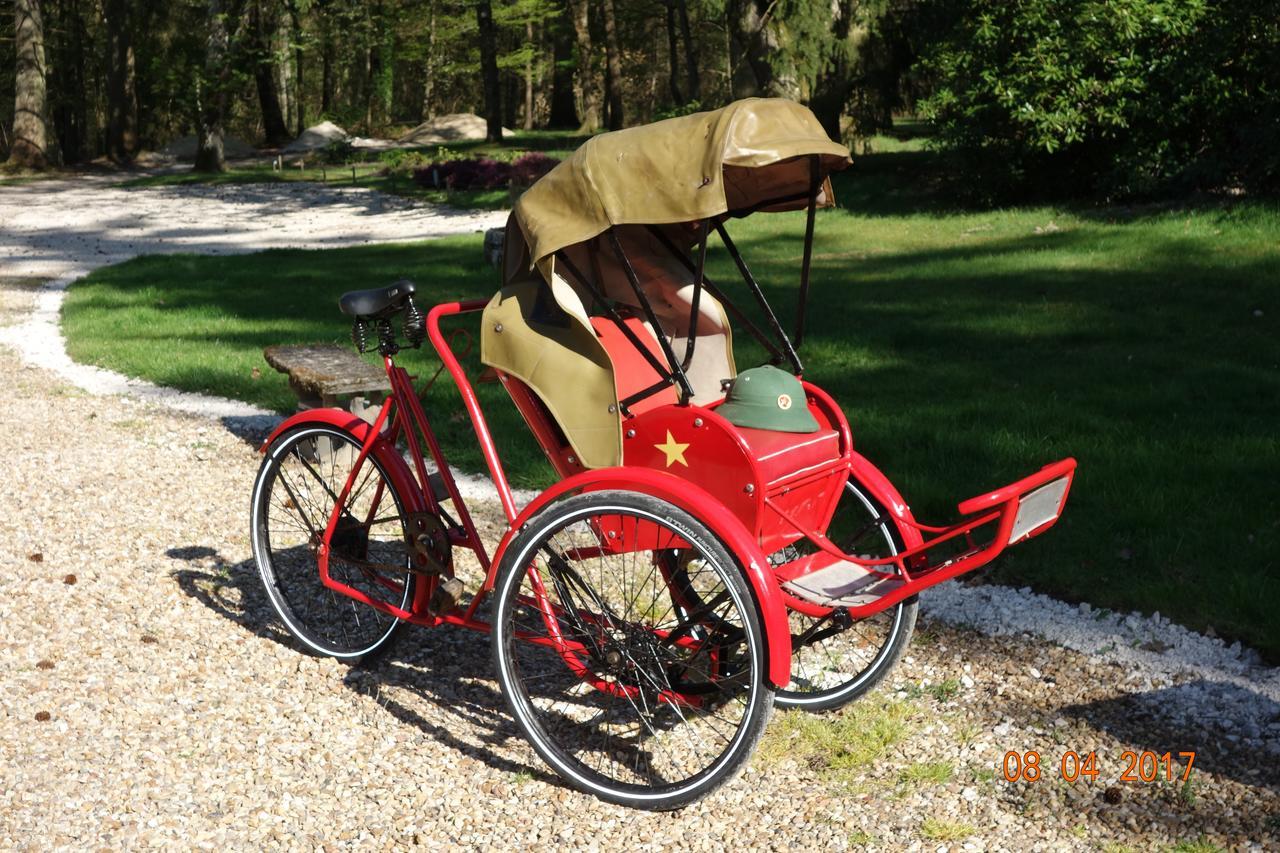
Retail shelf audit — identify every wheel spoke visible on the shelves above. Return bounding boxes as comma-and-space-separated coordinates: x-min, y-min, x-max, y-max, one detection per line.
253, 427, 415, 660
495, 495, 770, 807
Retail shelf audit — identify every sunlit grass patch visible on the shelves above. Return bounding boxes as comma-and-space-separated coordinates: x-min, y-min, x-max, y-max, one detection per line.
898, 761, 954, 785
920, 817, 974, 841
756, 696, 915, 783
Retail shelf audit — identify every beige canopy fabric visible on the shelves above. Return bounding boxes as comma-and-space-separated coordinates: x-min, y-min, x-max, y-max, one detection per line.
482, 98, 851, 469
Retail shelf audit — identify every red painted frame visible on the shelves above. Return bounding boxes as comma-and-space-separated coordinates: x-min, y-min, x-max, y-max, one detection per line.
262, 299, 1076, 691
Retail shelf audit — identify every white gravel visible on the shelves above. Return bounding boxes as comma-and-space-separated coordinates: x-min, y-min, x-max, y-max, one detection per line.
0, 171, 516, 489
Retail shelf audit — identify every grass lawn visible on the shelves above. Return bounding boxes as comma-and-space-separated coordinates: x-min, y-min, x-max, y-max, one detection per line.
116, 129, 589, 211
62, 132, 1280, 659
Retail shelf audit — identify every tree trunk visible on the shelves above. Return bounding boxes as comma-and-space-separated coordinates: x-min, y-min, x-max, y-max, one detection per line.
372, 7, 393, 130
50, 0, 89, 163
476, 0, 502, 142
808, 0, 855, 141
523, 21, 535, 130
250, 0, 289, 145
600, 0, 623, 130
103, 0, 138, 163
288, 1, 304, 136
420, 1, 436, 120
726, 0, 779, 99
675, 0, 699, 102
194, 0, 230, 172
321, 34, 333, 115
663, 2, 683, 105
568, 0, 598, 132
547, 1, 577, 128
8, 0, 50, 169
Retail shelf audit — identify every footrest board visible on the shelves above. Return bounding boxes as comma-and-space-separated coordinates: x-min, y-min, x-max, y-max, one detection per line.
782, 560, 906, 608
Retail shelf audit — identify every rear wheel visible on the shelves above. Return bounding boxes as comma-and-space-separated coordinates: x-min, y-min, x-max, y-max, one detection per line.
491, 491, 774, 810
251, 424, 415, 663
775, 479, 918, 711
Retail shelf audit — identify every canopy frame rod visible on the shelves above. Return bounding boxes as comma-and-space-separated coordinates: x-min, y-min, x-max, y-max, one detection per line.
714, 222, 805, 375
606, 229, 697, 403
642, 224, 789, 367
795, 154, 821, 349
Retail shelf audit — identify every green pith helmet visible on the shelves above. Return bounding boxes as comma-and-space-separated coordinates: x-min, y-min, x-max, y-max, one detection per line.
717, 365, 819, 433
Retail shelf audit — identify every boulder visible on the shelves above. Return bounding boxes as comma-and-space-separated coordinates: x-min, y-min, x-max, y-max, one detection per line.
283, 121, 350, 154
397, 113, 512, 146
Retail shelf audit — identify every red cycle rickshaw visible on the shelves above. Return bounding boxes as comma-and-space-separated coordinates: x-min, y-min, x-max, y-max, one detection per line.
251, 98, 1076, 810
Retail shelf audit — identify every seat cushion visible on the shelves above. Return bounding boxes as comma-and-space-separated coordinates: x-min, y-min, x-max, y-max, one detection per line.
735, 426, 841, 487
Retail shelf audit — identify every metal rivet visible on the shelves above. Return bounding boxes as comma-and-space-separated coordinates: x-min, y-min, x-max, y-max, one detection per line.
494, 323, 503, 333
608, 404, 617, 413
567, 455, 576, 464
626, 429, 636, 438
608, 530, 616, 538
693, 418, 703, 427
744, 484, 755, 494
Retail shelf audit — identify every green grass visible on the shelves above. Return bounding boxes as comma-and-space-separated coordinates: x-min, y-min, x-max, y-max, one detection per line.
920, 817, 974, 841
61, 129, 1280, 658
117, 162, 514, 210
755, 698, 915, 783
1166, 840, 1226, 853
898, 761, 954, 785
117, 129, 588, 211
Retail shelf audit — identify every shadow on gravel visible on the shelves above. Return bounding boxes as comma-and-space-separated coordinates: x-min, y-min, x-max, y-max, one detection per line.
167, 548, 558, 788
1062, 683, 1280, 792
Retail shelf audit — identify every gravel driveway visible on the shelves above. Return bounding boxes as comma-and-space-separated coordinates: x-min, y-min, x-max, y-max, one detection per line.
1, 177, 1276, 849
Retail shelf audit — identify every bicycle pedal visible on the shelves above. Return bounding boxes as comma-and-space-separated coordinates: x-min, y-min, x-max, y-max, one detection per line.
429, 577, 466, 616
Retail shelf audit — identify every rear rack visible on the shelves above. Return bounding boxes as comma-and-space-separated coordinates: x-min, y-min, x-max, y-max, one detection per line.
774, 458, 1077, 616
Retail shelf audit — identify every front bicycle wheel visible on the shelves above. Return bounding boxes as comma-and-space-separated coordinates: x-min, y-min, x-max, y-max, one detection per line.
775, 479, 918, 711
491, 491, 773, 810
251, 424, 415, 663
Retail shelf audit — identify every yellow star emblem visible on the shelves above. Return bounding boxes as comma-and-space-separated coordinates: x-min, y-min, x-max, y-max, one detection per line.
654, 430, 690, 467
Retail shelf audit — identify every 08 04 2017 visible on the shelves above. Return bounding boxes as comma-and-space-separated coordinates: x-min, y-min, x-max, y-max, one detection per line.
1001, 750, 1196, 783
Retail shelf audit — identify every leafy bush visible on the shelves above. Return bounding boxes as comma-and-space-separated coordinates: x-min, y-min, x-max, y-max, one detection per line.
509, 152, 559, 186
920, 0, 1280, 199
378, 149, 431, 178
411, 154, 560, 191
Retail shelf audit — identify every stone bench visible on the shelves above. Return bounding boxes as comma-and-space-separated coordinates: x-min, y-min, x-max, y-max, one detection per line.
263, 344, 392, 414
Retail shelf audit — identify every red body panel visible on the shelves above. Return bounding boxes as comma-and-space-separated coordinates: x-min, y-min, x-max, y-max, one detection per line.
487, 466, 796, 689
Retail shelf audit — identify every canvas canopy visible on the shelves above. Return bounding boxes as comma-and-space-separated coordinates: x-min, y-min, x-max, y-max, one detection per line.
481, 98, 852, 469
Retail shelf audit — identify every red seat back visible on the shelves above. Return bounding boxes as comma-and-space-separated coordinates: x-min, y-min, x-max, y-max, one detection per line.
590, 316, 678, 414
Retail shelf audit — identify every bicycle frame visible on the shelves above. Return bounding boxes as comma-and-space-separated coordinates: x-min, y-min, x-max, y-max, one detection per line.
263, 297, 1072, 692
265, 301, 798, 687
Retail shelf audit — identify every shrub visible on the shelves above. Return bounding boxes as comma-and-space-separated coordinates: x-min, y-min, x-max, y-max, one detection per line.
920, 0, 1280, 200
509, 152, 559, 186
319, 139, 356, 165
411, 154, 560, 191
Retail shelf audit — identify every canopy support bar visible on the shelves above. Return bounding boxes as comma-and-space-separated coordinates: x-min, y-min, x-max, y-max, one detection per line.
681, 222, 709, 371
607, 229, 697, 403
554, 250, 678, 391
642, 225, 788, 365
714, 222, 805, 375
795, 154, 820, 349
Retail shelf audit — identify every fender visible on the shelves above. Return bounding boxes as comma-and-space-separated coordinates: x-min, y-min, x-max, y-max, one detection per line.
847, 451, 925, 551
260, 408, 427, 518
489, 466, 793, 689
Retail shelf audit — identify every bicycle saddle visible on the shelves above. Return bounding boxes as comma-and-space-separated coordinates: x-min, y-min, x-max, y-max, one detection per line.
339, 279, 416, 319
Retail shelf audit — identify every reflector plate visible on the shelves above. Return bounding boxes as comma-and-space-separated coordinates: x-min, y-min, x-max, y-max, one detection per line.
1010, 476, 1070, 543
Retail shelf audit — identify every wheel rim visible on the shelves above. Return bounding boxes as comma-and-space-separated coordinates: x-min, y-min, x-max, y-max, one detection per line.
496, 504, 764, 800
779, 481, 905, 704
252, 427, 412, 658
